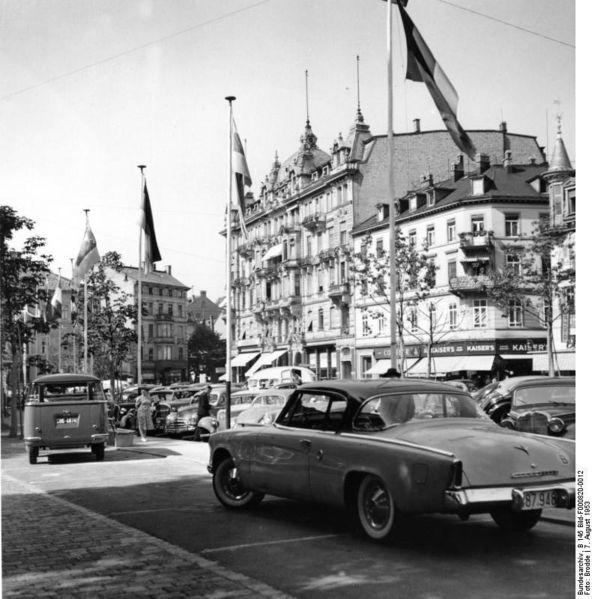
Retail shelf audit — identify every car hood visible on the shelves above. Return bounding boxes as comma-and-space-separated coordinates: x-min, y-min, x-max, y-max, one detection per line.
381, 419, 575, 487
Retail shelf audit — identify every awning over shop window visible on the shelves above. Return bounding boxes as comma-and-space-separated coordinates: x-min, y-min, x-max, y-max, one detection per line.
531, 352, 575, 372
405, 355, 494, 376
499, 354, 533, 361
245, 349, 287, 377
262, 244, 283, 261
230, 352, 260, 367
365, 359, 391, 375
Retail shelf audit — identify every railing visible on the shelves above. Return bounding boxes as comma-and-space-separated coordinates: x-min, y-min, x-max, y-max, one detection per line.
449, 275, 493, 294
458, 231, 494, 249
301, 213, 327, 231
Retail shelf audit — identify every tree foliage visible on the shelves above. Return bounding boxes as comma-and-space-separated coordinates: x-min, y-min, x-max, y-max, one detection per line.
68, 252, 138, 392
188, 323, 225, 382
0, 205, 53, 436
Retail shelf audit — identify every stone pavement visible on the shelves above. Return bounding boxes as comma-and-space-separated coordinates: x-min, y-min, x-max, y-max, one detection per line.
1, 429, 294, 599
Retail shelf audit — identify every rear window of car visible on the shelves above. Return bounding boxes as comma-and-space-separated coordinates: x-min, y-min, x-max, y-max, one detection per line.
353, 392, 487, 431
38, 381, 104, 402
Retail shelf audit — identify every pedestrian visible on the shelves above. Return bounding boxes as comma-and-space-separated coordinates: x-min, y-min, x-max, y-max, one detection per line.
192, 385, 212, 441
380, 367, 401, 378
291, 369, 303, 386
135, 387, 154, 442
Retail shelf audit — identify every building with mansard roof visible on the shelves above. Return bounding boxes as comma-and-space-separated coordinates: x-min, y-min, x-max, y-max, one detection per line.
226, 99, 551, 382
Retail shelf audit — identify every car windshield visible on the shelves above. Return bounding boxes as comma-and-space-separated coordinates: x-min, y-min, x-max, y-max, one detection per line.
354, 392, 488, 430
513, 385, 575, 408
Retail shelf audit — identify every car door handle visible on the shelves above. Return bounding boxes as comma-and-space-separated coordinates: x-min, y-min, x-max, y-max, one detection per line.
300, 439, 311, 449
315, 449, 324, 461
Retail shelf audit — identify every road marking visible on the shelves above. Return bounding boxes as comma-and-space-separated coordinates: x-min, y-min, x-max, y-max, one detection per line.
202, 533, 339, 554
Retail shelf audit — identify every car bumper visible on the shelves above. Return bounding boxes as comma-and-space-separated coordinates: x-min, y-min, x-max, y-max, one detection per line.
444, 481, 575, 511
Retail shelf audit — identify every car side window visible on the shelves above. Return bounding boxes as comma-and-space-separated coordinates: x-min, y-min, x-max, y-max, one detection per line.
278, 391, 347, 431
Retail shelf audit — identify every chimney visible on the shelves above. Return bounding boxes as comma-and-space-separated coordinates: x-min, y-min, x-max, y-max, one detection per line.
476, 153, 490, 174
166, 265, 172, 275
413, 118, 421, 133
451, 154, 464, 182
200, 290, 207, 297
499, 121, 507, 133
503, 150, 513, 173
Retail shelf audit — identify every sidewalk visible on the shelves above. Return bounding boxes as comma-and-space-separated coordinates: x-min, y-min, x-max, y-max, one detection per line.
1, 429, 294, 599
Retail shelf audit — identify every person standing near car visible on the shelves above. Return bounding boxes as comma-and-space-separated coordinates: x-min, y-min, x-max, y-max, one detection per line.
135, 387, 154, 442
192, 385, 212, 441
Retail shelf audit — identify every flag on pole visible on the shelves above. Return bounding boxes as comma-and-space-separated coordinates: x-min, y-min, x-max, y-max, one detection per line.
398, 4, 477, 160
50, 275, 63, 320
232, 118, 252, 237
139, 181, 162, 273
73, 219, 100, 286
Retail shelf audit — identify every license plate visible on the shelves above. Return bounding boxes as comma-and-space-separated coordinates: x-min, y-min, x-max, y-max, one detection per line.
518, 489, 561, 510
55, 416, 79, 427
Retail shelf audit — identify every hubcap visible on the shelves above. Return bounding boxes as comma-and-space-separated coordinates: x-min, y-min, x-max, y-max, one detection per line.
223, 466, 249, 500
363, 481, 391, 530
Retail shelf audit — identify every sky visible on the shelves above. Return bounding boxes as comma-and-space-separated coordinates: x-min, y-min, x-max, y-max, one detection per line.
1, 0, 577, 301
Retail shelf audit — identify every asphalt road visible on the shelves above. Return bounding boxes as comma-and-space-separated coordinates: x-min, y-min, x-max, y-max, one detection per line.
3, 434, 576, 599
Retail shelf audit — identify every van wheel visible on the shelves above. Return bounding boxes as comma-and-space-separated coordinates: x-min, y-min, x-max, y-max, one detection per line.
91, 443, 105, 461
213, 456, 264, 509
28, 447, 39, 465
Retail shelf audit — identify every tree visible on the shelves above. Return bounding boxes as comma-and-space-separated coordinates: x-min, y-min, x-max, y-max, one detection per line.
486, 217, 575, 376
0, 206, 52, 437
188, 323, 225, 382
350, 229, 438, 374
68, 252, 138, 395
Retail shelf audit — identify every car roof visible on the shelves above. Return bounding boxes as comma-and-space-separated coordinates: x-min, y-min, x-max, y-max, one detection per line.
298, 378, 472, 401
33, 373, 101, 384
496, 376, 575, 393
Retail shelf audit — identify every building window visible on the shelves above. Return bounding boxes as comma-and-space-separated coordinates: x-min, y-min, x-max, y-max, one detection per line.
473, 299, 487, 328
148, 348, 153, 360
505, 214, 520, 237
508, 299, 523, 328
448, 302, 458, 330
408, 306, 418, 332
148, 324, 154, 339
179, 347, 184, 360
506, 254, 521, 275
361, 313, 371, 337
427, 190, 435, 207
157, 345, 172, 360
426, 225, 435, 247
377, 312, 385, 334
362, 356, 372, 379
471, 178, 485, 196
408, 230, 417, 247
168, 303, 173, 315
376, 238, 384, 256
177, 305, 183, 317
306, 236, 312, 256
318, 308, 324, 331
447, 260, 457, 282
158, 303, 163, 314
447, 219, 456, 242
159, 288, 163, 296
564, 188, 575, 217
471, 216, 485, 234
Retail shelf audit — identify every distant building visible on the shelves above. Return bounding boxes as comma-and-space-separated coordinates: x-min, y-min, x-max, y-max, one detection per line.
187, 290, 222, 335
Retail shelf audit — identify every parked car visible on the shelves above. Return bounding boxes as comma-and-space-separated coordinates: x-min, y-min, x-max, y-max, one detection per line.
208, 379, 575, 542
472, 380, 499, 402
479, 376, 575, 439
214, 390, 260, 431
233, 388, 293, 428
246, 366, 316, 390
24, 374, 110, 464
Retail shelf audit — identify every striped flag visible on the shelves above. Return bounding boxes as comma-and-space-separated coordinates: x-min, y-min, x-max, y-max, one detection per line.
73, 219, 100, 286
50, 275, 63, 320
139, 181, 162, 273
398, 5, 477, 160
232, 119, 252, 237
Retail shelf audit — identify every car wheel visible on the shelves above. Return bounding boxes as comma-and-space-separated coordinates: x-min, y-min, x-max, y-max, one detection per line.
91, 443, 105, 461
357, 474, 396, 541
490, 508, 542, 532
213, 456, 264, 509
28, 446, 39, 465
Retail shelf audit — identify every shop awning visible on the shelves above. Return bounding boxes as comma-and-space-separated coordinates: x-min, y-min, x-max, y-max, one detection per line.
405, 355, 494, 376
245, 349, 287, 377
499, 354, 533, 361
365, 359, 391, 375
230, 352, 260, 367
262, 244, 283, 261
531, 352, 575, 372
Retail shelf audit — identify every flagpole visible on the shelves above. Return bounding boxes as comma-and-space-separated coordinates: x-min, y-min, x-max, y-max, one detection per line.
83, 209, 90, 373
137, 164, 146, 386
387, 0, 399, 373
225, 95, 236, 431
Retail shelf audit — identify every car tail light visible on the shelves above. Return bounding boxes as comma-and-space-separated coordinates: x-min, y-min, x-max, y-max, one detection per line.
449, 459, 463, 488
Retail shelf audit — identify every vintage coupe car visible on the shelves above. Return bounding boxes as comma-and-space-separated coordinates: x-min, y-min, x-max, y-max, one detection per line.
233, 388, 293, 428
480, 376, 575, 439
208, 379, 575, 541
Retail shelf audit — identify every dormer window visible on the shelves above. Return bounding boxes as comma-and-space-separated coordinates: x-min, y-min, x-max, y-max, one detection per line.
377, 204, 389, 222
471, 177, 485, 196
427, 190, 435, 207
409, 196, 417, 212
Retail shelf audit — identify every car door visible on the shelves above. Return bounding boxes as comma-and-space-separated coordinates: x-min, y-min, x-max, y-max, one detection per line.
250, 389, 348, 502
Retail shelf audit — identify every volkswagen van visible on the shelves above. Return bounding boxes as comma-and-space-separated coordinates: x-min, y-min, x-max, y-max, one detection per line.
24, 374, 110, 464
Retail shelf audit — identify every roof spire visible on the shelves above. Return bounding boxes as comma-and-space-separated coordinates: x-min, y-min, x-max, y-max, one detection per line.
547, 109, 572, 173
356, 55, 364, 123
305, 69, 310, 126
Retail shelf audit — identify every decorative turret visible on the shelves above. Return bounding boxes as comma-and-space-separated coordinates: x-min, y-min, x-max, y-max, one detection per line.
546, 115, 573, 176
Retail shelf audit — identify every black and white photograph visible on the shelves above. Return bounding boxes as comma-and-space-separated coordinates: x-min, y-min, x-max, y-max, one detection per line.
1, 1, 582, 597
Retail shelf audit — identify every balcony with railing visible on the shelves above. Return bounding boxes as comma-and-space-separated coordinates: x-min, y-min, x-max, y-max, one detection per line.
318, 249, 335, 263
301, 212, 327, 232
458, 230, 494, 251
449, 275, 494, 296
328, 282, 351, 304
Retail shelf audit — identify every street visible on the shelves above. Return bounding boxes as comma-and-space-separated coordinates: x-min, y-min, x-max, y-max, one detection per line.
2, 432, 575, 599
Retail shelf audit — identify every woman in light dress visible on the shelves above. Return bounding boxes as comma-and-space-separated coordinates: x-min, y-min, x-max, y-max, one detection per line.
135, 388, 154, 441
